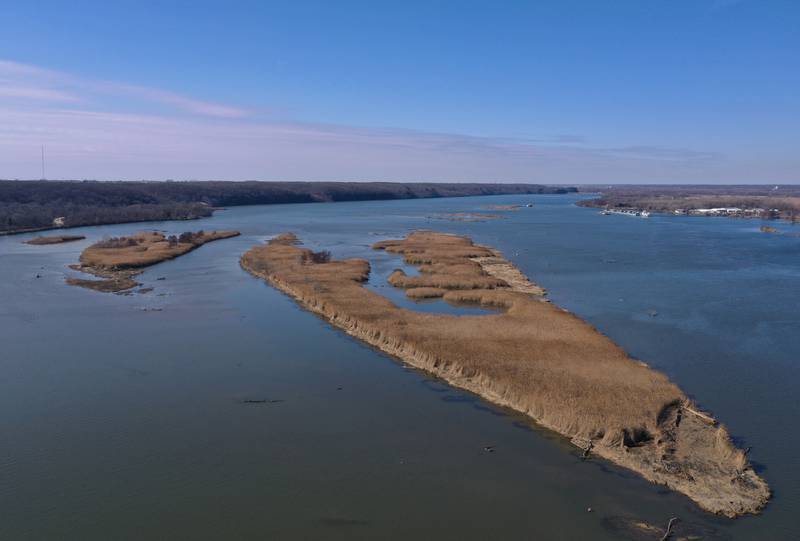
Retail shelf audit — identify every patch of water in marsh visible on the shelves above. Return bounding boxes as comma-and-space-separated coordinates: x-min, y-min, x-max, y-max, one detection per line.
363, 247, 500, 316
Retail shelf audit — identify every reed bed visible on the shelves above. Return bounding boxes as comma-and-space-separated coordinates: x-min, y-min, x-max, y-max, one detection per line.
68, 229, 239, 292
241, 231, 769, 517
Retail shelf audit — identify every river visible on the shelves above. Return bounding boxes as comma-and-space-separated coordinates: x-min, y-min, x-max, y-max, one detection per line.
1, 194, 797, 540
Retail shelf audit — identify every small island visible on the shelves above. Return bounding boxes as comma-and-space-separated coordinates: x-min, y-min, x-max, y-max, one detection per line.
68, 229, 239, 292
25, 234, 86, 245
241, 231, 769, 517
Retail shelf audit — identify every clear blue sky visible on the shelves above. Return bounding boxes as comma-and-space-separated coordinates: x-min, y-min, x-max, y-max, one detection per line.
0, 0, 797, 182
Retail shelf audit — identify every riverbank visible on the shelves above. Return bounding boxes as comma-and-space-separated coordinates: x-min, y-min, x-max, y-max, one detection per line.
241, 231, 769, 517
577, 185, 800, 222
68, 229, 239, 292
0, 180, 575, 235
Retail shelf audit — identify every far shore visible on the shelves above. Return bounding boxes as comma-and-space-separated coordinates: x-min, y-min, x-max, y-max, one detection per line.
1, 180, 575, 236
578, 186, 800, 223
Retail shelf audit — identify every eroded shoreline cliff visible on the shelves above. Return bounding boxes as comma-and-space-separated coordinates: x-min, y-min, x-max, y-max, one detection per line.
240, 231, 769, 517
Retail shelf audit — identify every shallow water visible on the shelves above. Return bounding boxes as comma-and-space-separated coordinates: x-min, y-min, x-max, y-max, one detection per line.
1, 194, 798, 540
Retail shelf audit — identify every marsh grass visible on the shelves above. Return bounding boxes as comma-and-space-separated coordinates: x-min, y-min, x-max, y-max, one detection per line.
241, 231, 770, 516
79, 230, 239, 270
25, 235, 86, 245
68, 229, 240, 292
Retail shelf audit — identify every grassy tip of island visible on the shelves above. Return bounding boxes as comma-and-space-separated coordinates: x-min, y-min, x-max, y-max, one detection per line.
67, 229, 239, 292
241, 230, 769, 517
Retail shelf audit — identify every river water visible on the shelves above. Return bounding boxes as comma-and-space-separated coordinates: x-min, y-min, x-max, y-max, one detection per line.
1, 194, 798, 540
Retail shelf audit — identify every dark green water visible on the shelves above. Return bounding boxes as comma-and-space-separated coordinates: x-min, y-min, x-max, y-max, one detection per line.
1, 194, 798, 540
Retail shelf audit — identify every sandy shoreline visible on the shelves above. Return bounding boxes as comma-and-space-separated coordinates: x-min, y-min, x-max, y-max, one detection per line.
241, 231, 769, 517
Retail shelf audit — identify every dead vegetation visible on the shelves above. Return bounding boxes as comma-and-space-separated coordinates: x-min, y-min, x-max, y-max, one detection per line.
404, 287, 449, 299
67, 229, 239, 292
25, 234, 85, 245
241, 231, 769, 517
65, 275, 139, 292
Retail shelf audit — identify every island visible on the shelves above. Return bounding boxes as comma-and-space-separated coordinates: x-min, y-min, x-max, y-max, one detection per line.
25, 234, 86, 245
241, 231, 769, 517
67, 229, 239, 292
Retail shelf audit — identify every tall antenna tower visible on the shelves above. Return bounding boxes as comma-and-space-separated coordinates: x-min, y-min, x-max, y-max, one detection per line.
41, 145, 46, 180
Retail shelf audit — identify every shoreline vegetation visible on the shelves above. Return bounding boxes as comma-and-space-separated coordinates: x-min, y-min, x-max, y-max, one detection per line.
67, 229, 239, 292
24, 234, 85, 245
241, 231, 769, 517
0, 180, 574, 235
578, 184, 800, 222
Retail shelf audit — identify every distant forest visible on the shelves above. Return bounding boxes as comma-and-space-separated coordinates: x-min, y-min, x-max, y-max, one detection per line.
0, 180, 575, 234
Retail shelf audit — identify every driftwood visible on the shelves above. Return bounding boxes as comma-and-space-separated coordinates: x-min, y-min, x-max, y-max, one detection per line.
682, 405, 716, 425
660, 517, 679, 541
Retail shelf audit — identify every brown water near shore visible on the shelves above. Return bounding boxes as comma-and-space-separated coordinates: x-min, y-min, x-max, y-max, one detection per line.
241, 230, 769, 517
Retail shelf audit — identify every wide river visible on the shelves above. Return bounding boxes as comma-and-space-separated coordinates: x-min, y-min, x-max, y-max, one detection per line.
2, 194, 798, 540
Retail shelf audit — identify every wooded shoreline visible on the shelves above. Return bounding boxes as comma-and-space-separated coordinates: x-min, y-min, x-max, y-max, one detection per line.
0, 180, 575, 235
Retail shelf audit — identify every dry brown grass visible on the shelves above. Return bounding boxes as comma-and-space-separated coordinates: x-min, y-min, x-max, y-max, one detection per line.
25, 235, 85, 245
68, 229, 239, 292
404, 287, 448, 299
241, 231, 769, 517
79, 230, 239, 270
388, 269, 507, 290
65, 276, 138, 292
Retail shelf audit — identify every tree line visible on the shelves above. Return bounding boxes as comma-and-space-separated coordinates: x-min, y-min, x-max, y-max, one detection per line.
0, 180, 575, 234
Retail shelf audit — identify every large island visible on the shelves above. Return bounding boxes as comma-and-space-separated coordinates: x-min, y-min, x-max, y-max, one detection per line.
241, 231, 769, 517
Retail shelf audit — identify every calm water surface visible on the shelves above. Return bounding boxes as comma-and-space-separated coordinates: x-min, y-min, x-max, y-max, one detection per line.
1, 194, 798, 540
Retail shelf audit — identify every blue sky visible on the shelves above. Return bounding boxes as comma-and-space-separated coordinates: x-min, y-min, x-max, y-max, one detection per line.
0, 0, 797, 182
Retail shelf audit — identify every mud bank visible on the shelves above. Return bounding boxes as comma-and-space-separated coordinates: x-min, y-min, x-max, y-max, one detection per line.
68, 230, 239, 292
240, 231, 769, 517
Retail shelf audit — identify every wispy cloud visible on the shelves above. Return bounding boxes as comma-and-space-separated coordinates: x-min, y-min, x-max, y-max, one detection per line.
0, 85, 79, 102
0, 59, 764, 183
0, 59, 249, 118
